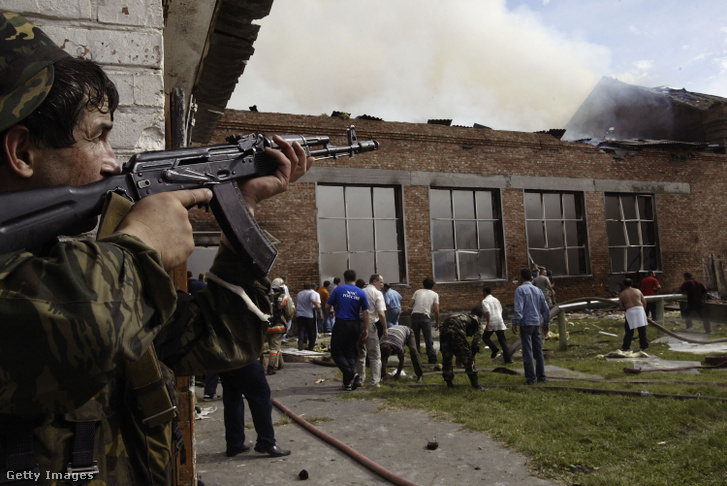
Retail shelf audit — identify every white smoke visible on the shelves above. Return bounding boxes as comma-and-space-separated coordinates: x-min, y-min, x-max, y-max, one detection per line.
228, 0, 615, 131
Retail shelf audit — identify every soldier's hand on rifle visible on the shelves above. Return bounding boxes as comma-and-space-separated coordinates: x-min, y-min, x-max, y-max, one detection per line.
116, 188, 213, 271
237, 135, 314, 215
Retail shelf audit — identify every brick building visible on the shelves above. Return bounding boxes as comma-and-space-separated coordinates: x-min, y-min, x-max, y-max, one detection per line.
189, 109, 727, 312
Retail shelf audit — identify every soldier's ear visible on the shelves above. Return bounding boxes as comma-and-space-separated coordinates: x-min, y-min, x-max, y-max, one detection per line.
3, 125, 35, 178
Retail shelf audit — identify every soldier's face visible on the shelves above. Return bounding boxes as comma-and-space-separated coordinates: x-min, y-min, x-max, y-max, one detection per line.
31, 105, 121, 187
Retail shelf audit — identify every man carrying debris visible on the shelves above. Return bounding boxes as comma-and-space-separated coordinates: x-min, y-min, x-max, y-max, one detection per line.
438, 306, 486, 390
619, 278, 649, 352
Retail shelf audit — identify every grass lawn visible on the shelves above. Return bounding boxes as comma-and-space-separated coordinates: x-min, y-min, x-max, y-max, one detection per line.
361, 310, 727, 486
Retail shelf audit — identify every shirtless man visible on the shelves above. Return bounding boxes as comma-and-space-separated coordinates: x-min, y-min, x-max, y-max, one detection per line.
618, 278, 649, 351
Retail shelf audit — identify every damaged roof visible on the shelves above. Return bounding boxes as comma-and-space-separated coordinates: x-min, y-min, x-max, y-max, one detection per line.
562, 77, 727, 149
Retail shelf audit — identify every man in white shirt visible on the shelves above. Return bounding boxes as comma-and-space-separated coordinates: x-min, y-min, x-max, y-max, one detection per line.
409, 277, 440, 365
481, 286, 512, 363
296, 283, 322, 350
356, 274, 388, 387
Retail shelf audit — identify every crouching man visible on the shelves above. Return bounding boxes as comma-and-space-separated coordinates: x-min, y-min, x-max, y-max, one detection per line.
379, 325, 424, 383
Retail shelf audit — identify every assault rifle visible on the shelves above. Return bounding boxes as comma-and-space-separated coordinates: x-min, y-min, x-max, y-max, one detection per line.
0, 125, 378, 278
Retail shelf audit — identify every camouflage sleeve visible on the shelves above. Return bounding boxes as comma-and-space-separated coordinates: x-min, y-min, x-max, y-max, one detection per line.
0, 233, 177, 417
153, 242, 271, 376
470, 316, 485, 350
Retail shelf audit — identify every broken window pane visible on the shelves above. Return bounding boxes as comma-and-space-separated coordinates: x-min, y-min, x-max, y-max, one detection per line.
433, 250, 456, 281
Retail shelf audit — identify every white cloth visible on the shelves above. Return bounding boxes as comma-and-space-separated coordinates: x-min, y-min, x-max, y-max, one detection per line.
625, 306, 648, 330
411, 289, 439, 317
482, 295, 506, 331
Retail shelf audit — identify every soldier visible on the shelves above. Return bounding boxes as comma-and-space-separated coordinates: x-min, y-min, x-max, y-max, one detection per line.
0, 12, 313, 484
439, 306, 486, 390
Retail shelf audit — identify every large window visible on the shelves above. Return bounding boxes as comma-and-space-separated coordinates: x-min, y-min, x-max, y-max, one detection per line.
430, 188, 505, 282
605, 193, 660, 273
316, 185, 404, 283
524, 191, 589, 276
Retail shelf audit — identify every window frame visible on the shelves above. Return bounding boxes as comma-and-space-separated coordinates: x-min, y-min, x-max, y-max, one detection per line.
316, 183, 406, 284
523, 190, 590, 277
604, 193, 661, 274
429, 187, 506, 283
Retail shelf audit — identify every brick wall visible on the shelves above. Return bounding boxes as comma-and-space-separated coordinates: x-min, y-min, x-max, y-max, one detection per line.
198, 109, 727, 312
7, 1, 166, 159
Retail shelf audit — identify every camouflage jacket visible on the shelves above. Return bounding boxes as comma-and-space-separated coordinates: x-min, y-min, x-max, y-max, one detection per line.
0, 233, 271, 485
440, 313, 485, 350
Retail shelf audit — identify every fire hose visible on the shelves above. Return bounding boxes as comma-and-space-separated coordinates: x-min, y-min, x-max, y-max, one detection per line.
270, 397, 419, 486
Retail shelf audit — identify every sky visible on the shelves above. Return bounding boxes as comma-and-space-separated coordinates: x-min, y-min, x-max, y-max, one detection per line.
228, 0, 727, 133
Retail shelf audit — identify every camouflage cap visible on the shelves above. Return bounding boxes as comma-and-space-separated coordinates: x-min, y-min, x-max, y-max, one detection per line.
0, 12, 70, 132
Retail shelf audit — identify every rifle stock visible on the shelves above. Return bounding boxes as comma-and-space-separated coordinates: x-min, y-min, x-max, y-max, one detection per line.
0, 126, 379, 277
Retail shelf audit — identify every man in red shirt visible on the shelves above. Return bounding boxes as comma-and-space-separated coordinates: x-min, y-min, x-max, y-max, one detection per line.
640, 270, 661, 321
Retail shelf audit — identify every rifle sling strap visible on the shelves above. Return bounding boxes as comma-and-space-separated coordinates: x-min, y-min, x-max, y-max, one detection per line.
67, 421, 99, 484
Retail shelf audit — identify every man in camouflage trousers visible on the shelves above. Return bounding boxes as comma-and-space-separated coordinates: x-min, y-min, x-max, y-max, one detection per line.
0, 12, 313, 485
439, 307, 486, 390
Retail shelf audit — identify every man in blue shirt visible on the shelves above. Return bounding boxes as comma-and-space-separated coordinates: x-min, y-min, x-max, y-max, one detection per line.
383, 283, 403, 328
326, 269, 370, 391
512, 268, 551, 384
